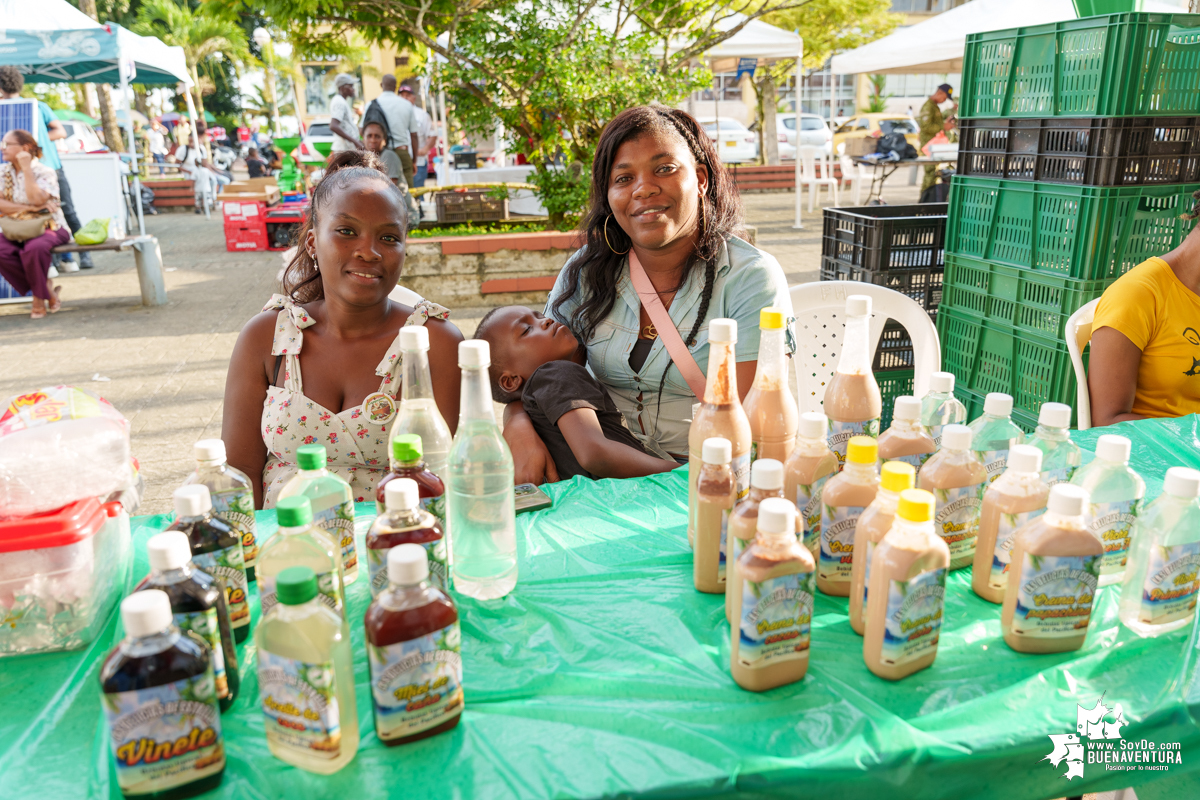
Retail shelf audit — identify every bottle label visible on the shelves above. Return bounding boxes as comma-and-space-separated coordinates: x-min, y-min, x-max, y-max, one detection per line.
1088, 499, 1141, 575
1138, 542, 1200, 627
174, 608, 228, 699
313, 499, 358, 575
258, 651, 342, 758
367, 538, 450, 597
421, 494, 446, 529
731, 454, 751, 500
975, 449, 1011, 484
988, 508, 1046, 590
210, 487, 258, 568
730, 534, 747, 577
827, 418, 880, 468
932, 484, 984, 562
368, 622, 464, 740
260, 570, 343, 618
887, 452, 929, 470
862, 539, 876, 624
1041, 466, 1077, 487
718, 510, 729, 583
191, 545, 249, 630
880, 567, 946, 667
737, 572, 814, 668
925, 423, 945, 449
1010, 553, 1099, 638
796, 474, 831, 552
819, 504, 864, 583
103, 671, 224, 794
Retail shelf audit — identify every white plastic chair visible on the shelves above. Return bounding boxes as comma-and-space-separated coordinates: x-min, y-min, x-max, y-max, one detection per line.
798, 146, 839, 212
789, 281, 941, 415
389, 285, 424, 306
1065, 298, 1100, 431
838, 154, 868, 206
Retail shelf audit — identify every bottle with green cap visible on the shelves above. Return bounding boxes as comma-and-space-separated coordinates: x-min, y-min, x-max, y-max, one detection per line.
279, 444, 358, 585
168, 485, 251, 642
743, 307, 798, 465
256, 496, 347, 618
375, 433, 446, 532
256, 566, 359, 773
849, 461, 916, 635
367, 477, 446, 597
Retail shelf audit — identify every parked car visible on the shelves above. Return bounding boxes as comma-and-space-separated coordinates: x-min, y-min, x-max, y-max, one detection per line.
298, 117, 333, 162
832, 114, 920, 155
55, 120, 106, 154
698, 117, 758, 164
776, 113, 832, 159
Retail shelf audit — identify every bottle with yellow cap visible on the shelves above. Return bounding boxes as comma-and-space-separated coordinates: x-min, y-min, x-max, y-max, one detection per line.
862, 488, 950, 680
849, 461, 916, 635
743, 307, 798, 465
816, 436, 880, 596
917, 424, 987, 570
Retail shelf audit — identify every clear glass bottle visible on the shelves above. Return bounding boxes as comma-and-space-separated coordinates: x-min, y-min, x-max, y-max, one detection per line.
743, 307, 797, 465
725, 458, 785, 623
375, 433, 446, 532
971, 445, 1050, 604
168, 485, 251, 643
784, 411, 839, 558
447, 340, 517, 599
918, 424, 987, 570
877, 396, 936, 472
183, 439, 258, 580
391, 326, 453, 477
849, 461, 916, 635
279, 444, 358, 584
256, 566, 358, 774
920, 371, 966, 448
1026, 402, 1082, 487
1071, 434, 1146, 586
695, 437, 735, 594
817, 436, 880, 596
967, 392, 1026, 485
367, 478, 446, 597
1119, 468, 1200, 638
822, 295, 882, 466
256, 496, 346, 619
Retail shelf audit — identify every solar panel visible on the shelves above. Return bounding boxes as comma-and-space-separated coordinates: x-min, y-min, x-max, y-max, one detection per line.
0, 99, 40, 141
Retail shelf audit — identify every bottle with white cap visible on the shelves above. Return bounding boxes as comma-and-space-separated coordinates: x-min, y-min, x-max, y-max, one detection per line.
967, 392, 1026, 485
447, 339, 517, 599
850, 461, 916, 635
364, 544, 464, 745
1070, 434, 1146, 585
822, 295, 882, 467
688, 318, 751, 548
730, 497, 814, 691
391, 325, 453, 477
278, 444, 358, 585
1119, 467, 1200, 637
917, 424, 988, 570
972, 444, 1050, 604
1002, 484, 1102, 653
168, 485, 251, 642
725, 458, 787, 622
100, 590, 226, 798
137, 531, 240, 710
743, 307, 798, 464
184, 438, 259, 580
783, 411, 839, 557
920, 372, 966, 447
367, 477, 445, 598
695, 437, 736, 594
877, 396, 936, 472
256, 496, 347, 619
1026, 402, 1082, 487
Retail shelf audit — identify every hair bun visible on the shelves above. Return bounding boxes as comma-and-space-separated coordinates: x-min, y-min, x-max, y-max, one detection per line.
325, 149, 383, 175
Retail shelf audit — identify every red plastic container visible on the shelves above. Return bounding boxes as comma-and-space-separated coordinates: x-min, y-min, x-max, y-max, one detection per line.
221, 199, 266, 224
225, 223, 269, 252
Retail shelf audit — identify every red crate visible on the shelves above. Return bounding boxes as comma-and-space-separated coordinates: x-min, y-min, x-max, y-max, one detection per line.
222, 199, 266, 224
225, 223, 268, 252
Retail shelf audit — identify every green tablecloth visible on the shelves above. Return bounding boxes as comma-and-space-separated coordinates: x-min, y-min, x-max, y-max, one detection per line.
4, 417, 1200, 800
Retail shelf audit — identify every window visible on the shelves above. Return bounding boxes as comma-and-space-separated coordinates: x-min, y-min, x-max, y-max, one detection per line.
889, 0, 970, 12
879, 119, 918, 135
306, 123, 331, 137
799, 117, 827, 131
697, 73, 743, 102
782, 117, 796, 130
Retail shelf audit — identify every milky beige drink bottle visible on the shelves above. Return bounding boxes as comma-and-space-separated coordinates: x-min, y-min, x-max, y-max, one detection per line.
877, 396, 936, 472
688, 319, 751, 548
823, 295, 882, 468
818, 436, 880, 596
730, 498, 814, 692
744, 307, 798, 465
785, 412, 839, 558
725, 459, 785, 622
862, 489, 950, 681
849, 461, 916, 635
972, 445, 1050, 604
918, 424, 987, 570
1002, 484, 1102, 654
695, 438, 735, 594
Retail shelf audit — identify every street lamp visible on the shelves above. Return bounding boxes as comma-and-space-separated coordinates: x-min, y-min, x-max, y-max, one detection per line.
253, 27, 282, 137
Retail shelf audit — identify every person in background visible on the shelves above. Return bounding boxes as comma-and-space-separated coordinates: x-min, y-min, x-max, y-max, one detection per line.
245, 147, 269, 178
328, 73, 363, 155
1087, 190, 1200, 427
917, 83, 956, 195
399, 82, 437, 188
147, 119, 168, 175
363, 120, 419, 227
0, 130, 70, 319
175, 122, 229, 213
374, 74, 420, 189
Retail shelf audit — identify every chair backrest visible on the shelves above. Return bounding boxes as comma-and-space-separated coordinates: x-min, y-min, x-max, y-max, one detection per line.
789, 280, 941, 416
1065, 297, 1099, 431
838, 154, 855, 178
389, 284, 424, 306
798, 146, 818, 180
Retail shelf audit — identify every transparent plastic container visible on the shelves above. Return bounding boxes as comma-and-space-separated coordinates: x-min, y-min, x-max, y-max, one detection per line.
1071, 434, 1146, 586
1026, 402, 1082, 487
967, 392, 1025, 484
920, 371, 966, 448
391, 327, 453, 478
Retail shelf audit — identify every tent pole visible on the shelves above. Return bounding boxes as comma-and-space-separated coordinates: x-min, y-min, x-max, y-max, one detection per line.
183, 83, 208, 219
793, 41, 803, 229
119, 45, 146, 237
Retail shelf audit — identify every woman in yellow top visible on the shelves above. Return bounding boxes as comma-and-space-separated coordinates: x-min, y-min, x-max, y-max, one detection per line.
1089, 191, 1200, 426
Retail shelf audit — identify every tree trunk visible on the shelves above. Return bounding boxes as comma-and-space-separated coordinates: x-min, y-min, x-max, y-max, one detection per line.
83, 84, 98, 119
762, 74, 780, 167
191, 64, 206, 120
134, 87, 149, 118
76, 0, 125, 150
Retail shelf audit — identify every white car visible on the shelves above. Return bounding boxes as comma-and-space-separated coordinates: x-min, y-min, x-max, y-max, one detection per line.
298, 117, 334, 163
55, 120, 105, 154
777, 113, 832, 160
698, 117, 758, 164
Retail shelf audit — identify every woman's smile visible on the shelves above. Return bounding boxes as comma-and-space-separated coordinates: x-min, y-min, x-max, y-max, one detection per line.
346, 268, 383, 285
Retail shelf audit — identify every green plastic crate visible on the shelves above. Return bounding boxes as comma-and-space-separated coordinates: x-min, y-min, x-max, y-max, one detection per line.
877, 369, 914, 431
945, 176, 1198, 279
960, 13, 1200, 119
953, 386, 1041, 434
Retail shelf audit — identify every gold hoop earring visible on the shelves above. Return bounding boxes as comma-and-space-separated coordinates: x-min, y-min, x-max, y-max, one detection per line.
604, 214, 629, 255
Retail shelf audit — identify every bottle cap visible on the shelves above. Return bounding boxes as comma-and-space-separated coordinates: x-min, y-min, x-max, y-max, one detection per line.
392, 434, 423, 463
984, 393, 1013, 417
798, 412, 827, 441
846, 295, 871, 317
1038, 402, 1072, 430
893, 396, 920, 421
941, 424, 972, 451
296, 444, 326, 470
276, 566, 318, 605
459, 339, 490, 368
276, 496, 313, 527
399, 325, 429, 352
173, 485, 212, 517
194, 439, 226, 464
386, 478, 420, 511
122, 590, 173, 638
897, 489, 935, 523
702, 437, 732, 465
930, 372, 955, 393
750, 458, 784, 490
880, 461, 916, 494
846, 436, 878, 465
1096, 434, 1131, 464
756, 497, 795, 535
1163, 467, 1200, 499
147, 531, 193, 572
759, 307, 785, 330
1007, 444, 1043, 474
709, 318, 737, 344
1048, 484, 1088, 517
388, 543, 429, 585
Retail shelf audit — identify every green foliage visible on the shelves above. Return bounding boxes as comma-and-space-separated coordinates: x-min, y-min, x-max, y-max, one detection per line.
527, 163, 592, 226
865, 74, 891, 113
408, 219, 576, 238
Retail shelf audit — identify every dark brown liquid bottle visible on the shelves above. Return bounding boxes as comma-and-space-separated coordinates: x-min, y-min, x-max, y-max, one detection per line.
367, 477, 447, 596
168, 485, 250, 642
376, 434, 446, 526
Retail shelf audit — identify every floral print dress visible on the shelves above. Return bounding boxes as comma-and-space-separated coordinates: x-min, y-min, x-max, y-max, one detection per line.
260, 293, 451, 507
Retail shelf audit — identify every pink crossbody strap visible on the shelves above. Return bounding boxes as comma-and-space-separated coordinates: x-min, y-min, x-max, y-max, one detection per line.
628, 251, 707, 401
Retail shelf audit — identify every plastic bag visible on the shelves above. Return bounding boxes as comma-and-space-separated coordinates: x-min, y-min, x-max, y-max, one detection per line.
921, 131, 950, 156
73, 218, 109, 246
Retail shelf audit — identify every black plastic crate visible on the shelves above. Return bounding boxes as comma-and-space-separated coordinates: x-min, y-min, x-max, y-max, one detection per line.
822, 204, 947, 272
819, 256, 943, 314
874, 320, 915, 371
956, 117, 1200, 186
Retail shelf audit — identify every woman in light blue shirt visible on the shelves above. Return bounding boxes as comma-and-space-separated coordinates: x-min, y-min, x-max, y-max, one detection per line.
504, 106, 793, 483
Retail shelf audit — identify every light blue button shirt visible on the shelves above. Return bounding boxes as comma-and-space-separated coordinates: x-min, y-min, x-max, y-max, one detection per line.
545, 235, 794, 459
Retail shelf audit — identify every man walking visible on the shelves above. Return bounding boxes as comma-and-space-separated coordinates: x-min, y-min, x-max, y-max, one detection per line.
399, 82, 437, 188
373, 75, 420, 189
917, 82, 956, 196
328, 73, 363, 154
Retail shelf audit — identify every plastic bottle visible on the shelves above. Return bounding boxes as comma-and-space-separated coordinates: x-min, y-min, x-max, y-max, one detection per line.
695, 437, 735, 594
920, 371, 966, 448
137, 531, 240, 711
971, 445, 1050, 604
688, 319, 752, 547
967, 392, 1026, 485
279, 444, 358, 585
367, 478, 446, 597
725, 458, 785, 622
743, 307, 797, 465
256, 496, 346, 618
1002, 484, 1102, 654
168, 485, 250, 643
1026, 402, 1082, 487
730, 498, 814, 691
1119, 467, 1200, 638
877, 396, 936, 471
849, 461, 916, 635
784, 411, 839, 558
817, 436, 880, 596
862, 489, 950, 681
256, 566, 359, 774
822, 295, 882, 467
1071, 434, 1146, 586
364, 544, 464, 745
390, 325, 453, 477
375, 433, 447, 533
100, 591, 225, 799
446, 340, 518, 600
918, 424, 987, 570
184, 439, 258, 580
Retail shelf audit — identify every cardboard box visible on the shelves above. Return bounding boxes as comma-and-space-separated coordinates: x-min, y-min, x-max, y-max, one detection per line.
219, 185, 280, 205
845, 137, 879, 157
